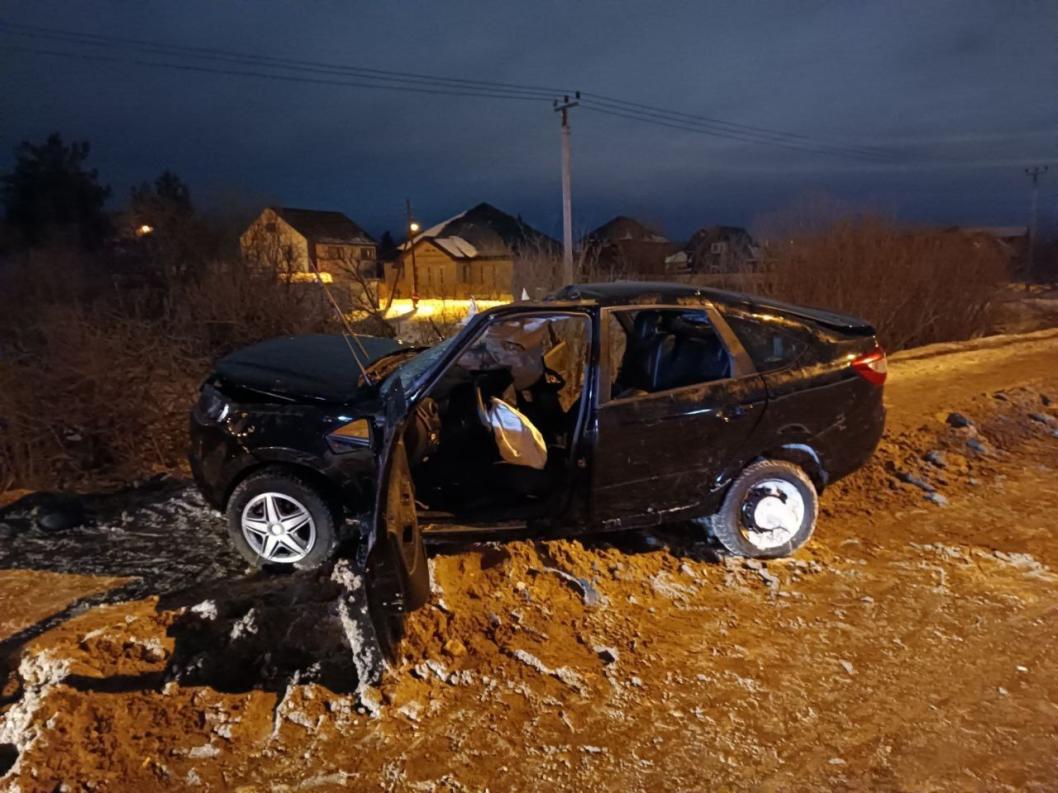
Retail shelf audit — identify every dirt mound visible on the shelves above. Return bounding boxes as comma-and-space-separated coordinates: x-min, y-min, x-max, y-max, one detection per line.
1, 380, 1057, 790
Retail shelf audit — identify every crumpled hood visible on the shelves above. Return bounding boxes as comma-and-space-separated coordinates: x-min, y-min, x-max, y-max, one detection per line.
214, 334, 406, 403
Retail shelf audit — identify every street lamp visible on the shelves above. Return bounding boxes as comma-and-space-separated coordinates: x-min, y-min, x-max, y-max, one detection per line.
405, 212, 421, 309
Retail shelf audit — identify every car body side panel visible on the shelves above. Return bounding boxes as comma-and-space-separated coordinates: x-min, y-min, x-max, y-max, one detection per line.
590, 373, 768, 529
188, 402, 378, 510
753, 359, 884, 486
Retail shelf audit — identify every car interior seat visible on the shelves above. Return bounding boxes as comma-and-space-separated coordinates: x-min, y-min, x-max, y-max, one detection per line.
653, 321, 731, 391
617, 310, 670, 395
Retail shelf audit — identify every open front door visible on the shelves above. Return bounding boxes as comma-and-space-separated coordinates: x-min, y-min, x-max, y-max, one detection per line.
366, 383, 431, 615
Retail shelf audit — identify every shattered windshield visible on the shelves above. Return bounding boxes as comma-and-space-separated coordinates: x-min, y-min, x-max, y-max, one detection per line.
381, 336, 459, 397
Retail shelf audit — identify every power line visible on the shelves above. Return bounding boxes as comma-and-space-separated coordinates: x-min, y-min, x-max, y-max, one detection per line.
0, 21, 566, 100
579, 102, 909, 163
0, 21, 921, 161
4, 44, 553, 103
580, 94, 919, 163
0, 20, 941, 164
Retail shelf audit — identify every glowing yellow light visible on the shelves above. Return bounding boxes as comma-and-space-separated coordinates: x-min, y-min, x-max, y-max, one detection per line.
383, 297, 508, 320
286, 271, 333, 283
409, 222, 421, 233
136, 224, 154, 236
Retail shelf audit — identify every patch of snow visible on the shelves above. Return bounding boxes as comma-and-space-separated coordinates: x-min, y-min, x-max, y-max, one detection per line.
509, 648, 586, 694
189, 599, 218, 621
187, 743, 220, 759
0, 650, 71, 787
229, 608, 258, 640
650, 571, 695, 599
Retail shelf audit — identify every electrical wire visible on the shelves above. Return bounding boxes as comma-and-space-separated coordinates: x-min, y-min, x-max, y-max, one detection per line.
0, 19, 936, 163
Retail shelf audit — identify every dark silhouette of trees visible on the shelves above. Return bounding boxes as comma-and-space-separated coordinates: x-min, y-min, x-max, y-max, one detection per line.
1, 133, 111, 250
377, 230, 398, 265
129, 170, 194, 227
127, 170, 232, 284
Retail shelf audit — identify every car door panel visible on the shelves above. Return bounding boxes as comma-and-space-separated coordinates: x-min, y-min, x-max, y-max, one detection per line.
591, 374, 767, 529
365, 379, 430, 614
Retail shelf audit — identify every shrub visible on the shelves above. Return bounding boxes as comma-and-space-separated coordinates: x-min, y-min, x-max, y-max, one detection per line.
0, 251, 349, 490
755, 217, 1011, 350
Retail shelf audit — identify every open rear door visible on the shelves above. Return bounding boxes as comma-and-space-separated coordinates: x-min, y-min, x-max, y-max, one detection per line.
365, 381, 431, 616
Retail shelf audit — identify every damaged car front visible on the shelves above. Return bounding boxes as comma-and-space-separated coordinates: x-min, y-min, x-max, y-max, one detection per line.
189, 334, 428, 562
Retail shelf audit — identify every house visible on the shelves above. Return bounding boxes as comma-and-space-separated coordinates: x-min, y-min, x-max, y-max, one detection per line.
387, 202, 558, 300
241, 206, 379, 285
666, 225, 761, 274
953, 226, 1029, 271
581, 216, 679, 277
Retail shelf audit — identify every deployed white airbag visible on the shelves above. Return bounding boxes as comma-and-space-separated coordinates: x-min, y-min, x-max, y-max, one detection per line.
487, 397, 548, 470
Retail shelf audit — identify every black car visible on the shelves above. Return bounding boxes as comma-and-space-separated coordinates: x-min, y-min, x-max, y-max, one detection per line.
189, 282, 886, 615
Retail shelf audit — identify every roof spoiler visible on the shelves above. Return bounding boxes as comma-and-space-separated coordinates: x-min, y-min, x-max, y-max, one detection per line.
764, 301, 876, 335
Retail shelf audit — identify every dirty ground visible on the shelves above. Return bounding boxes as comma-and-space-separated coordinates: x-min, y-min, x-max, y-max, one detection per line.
1, 331, 1058, 792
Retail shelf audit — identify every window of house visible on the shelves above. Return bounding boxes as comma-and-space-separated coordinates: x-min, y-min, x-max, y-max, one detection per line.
607, 308, 732, 398
710, 241, 727, 254
722, 311, 807, 372
361, 247, 375, 260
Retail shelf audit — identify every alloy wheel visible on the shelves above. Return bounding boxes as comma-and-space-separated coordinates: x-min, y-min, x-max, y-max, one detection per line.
240, 492, 317, 563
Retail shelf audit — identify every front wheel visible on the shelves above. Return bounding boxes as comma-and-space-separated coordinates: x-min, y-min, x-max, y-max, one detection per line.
708, 460, 818, 558
226, 468, 339, 569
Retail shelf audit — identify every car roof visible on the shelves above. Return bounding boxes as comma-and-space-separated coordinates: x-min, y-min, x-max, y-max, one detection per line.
548, 281, 735, 306
507, 281, 874, 334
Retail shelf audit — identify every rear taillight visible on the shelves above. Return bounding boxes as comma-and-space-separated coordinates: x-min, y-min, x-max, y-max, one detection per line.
851, 347, 887, 386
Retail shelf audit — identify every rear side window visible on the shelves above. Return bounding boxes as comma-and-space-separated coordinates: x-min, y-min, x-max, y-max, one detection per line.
607, 308, 732, 397
723, 312, 807, 372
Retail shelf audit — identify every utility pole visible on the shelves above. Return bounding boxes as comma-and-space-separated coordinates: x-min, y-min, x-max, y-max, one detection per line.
1025, 166, 1048, 284
405, 197, 420, 309
554, 92, 580, 285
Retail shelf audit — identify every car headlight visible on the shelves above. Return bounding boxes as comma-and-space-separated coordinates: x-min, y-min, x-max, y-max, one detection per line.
195, 384, 230, 424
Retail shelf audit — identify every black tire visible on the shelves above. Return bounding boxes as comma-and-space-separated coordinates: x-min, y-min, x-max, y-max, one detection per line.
709, 460, 818, 559
226, 468, 339, 570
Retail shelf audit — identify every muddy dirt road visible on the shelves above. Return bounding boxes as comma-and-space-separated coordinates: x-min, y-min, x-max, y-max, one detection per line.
2, 332, 1058, 792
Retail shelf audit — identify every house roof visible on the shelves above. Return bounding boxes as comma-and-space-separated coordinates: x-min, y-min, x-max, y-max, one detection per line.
686, 225, 752, 243
272, 207, 376, 245
586, 216, 670, 244
405, 202, 557, 260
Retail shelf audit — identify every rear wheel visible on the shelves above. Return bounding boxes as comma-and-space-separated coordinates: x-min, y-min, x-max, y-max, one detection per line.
226, 469, 339, 569
709, 460, 818, 558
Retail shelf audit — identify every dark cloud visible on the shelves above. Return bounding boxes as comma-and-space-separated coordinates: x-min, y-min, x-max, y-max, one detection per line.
1, 0, 1055, 238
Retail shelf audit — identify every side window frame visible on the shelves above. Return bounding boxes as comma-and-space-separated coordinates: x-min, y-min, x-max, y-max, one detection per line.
597, 302, 756, 406
719, 307, 809, 374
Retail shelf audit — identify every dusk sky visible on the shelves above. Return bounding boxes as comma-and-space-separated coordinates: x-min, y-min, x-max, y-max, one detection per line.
2, 0, 1055, 239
